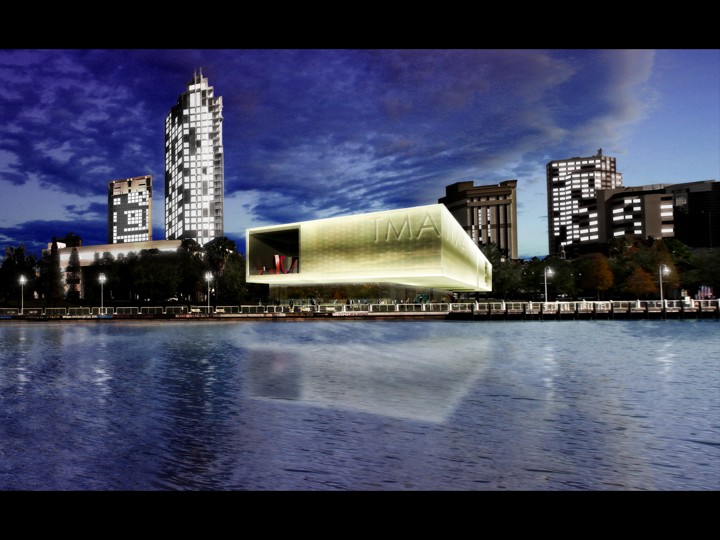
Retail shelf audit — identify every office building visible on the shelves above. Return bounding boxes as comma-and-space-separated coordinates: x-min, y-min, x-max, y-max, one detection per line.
665, 180, 719, 249
599, 185, 675, 243
246, 204, 492, 293
439, 180, 518, 260
547, 149, 622, 255
165, 68, 224, 246
108, 175, 152, 244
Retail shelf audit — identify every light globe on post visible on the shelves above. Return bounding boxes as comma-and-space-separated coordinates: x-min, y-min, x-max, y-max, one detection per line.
544, 266, 553, 302
99, 273, 106, 316
19, 275, 26, 315
659, 264, 670, 304
205, 271, 213, 314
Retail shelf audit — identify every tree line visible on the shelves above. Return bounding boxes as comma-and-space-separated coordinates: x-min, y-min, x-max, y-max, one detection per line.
483, 238, 719, 301
0, 237, 268, 308
1, 235, 717, 308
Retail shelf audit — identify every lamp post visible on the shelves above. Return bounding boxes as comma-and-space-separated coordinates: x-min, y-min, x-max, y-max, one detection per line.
19, 275, 26, 315
99, 273, 106, 315
205, 272, 213, 314
544, 267, 553, 302
659, 264, 670, 304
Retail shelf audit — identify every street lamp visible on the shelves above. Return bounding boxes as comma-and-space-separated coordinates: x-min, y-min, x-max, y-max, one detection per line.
99, 273, 106, 315
544, 267, 553, 302
19, 275, 26, 315
659, 264, 670, 303
205, 271, 213, 314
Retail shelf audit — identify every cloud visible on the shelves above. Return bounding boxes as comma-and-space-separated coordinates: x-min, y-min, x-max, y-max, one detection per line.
0, 50, 162, 195
0, 49, 683, 259
0, 218, 108, 255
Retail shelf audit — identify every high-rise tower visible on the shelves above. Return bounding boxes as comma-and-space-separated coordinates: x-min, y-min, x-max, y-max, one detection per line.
546, 149, 622, 256
108, 175, 153, 244
165, 68, 224, 246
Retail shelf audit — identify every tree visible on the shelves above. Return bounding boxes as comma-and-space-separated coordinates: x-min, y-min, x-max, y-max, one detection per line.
520, 256, 572, 300
38, 239, 64, 305
177, 240, 206, 303
545, 256, 575, 299
480, 243, 523, 299
607, 237, 632, 258
216, 251, 249, 304
0, 245, 39, 306
179, 238, 204, 256
520, 257, 546, 300
624, 266, 657, 298
575, 253, 614, 300
682, 248, 720, 297
65, 247, 81, 302
133, 250, 180, 302
205, 237, 237, 276
205, 237, 238, 301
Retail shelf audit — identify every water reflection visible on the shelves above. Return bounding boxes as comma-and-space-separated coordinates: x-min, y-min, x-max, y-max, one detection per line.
0, 319, 717, 490
244, 331, 491, 424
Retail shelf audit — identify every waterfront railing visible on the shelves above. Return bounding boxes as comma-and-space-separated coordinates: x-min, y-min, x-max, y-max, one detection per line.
1, 299, 717, 319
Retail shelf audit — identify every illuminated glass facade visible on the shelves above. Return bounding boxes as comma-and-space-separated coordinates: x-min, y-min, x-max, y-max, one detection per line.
246, 204, 492, 292
165, 69, 224, 246
108, 176, 152, 244
547, 149, 622, 255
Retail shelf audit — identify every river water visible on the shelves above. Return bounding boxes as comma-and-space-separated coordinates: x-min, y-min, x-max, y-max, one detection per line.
0, 319, 717, 491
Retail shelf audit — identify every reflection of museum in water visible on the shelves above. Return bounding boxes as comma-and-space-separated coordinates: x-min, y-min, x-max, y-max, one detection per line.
246, 204, 492, 302
243, 334, 493, 423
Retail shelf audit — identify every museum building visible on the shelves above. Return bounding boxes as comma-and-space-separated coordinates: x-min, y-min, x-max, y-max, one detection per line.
246, 204, 492, 299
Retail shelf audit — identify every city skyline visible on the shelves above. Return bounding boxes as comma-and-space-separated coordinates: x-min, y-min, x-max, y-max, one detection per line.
0, 49, 718, 258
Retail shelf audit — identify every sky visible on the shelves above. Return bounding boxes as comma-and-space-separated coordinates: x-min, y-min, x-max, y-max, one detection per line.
0, 49, 718, 259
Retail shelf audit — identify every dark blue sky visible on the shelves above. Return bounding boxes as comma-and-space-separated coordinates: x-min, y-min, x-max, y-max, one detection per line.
1, 49, 718, 257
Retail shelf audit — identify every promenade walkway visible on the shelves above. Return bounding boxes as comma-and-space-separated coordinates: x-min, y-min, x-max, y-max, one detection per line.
1, 299, 718, 321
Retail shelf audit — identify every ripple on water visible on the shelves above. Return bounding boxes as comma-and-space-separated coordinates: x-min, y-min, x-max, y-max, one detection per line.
0, 320, 718, 490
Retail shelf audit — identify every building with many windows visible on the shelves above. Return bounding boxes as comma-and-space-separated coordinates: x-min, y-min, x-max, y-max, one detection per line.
108, 175, 152, 244
546, 149, 622, 256
546, 148, 717, 256
165, 69, 224, 246
439, 180, 518, 260
599, 185, 675, 244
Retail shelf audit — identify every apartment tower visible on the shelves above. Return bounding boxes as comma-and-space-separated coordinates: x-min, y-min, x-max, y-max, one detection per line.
108, 175, 152, 244
439, 180, 518, 260
165, 68, 224, 246
546, 149, 622, 256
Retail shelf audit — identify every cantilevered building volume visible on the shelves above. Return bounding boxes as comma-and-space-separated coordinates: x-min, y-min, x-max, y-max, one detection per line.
108, 175, 152, 244
165, 69, 224, 246
246, 204, 492, 293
